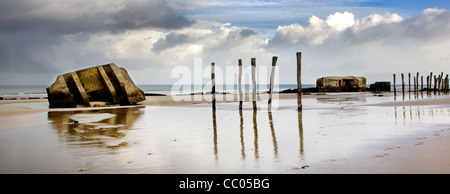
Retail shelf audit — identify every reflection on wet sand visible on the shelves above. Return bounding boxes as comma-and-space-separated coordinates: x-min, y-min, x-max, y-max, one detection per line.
239, 110, 245, 159
268, 112, 278, 158
48, 107, 144, 148
213, 108, 304, 161
395, 105, 450, 124
212, 109, 218, 159
316, 95, 367, 105
253, 110, 259, 159
4, 93, 450, 173
298, 110, 304, 158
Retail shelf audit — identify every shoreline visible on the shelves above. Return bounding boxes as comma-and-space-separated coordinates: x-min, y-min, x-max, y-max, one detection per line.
1, 92, 450, 118
2, 91, 450, 108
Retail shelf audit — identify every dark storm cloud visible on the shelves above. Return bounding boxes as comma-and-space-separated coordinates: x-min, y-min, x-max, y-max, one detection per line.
151, 26, 257, 54
152, 32, 193, 54
239, 28, 256, 37
0, 0, 192, 34
0, 0, 193, 83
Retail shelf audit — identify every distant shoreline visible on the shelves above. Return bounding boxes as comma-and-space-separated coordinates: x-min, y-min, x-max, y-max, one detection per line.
2, 91, 450, 108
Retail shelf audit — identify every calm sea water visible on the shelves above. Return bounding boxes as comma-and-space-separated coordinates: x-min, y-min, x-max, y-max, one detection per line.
0, 84, 317, 98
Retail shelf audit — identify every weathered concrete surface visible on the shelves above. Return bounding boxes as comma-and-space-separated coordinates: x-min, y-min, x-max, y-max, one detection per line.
316, 76, 366, 92
47, 63, 145, 108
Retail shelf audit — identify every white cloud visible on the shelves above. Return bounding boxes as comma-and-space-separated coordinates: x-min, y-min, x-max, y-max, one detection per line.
267, 8, 450, 84
352, 13, 403, 32
422, 7, 446, 15
326, 11, 355, 31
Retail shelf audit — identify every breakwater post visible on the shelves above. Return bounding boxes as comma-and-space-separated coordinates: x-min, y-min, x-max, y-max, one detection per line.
408, 73, 411, 94
445, 74, 449, 94
296, 52, 302, 111
416, 72, 419, 95
268, 56, 278, 112
251, 58, 257, 111
393, 74, 397, 96
430, 72, 433, 95
401, 73, 405, 98
421, 76, 423, 95
434, 75, 437, 95
238, 59, 243, 110
211, 62, 216, 110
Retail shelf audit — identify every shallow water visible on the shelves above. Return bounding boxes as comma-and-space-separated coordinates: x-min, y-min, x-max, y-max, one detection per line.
0, 93, 449, 173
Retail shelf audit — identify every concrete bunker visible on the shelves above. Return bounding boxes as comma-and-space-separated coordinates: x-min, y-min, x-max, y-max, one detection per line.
46, 63, 145, 108
316, 76, 366, 92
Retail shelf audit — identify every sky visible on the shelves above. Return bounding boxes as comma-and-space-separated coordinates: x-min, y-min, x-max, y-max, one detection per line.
1, 0, 450, 86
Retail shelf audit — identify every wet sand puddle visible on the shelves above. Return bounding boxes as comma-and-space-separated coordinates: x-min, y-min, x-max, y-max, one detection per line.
0, 93, 449, 173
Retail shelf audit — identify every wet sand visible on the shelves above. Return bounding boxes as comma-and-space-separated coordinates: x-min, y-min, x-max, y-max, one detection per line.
0, 93, 449, 173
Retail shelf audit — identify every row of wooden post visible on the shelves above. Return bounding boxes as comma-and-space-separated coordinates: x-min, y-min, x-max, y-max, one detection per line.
211, 52, 302, 111
394, 72, 449, 97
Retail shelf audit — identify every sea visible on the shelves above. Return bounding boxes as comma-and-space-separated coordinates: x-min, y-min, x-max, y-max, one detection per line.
0, 84, 318, 99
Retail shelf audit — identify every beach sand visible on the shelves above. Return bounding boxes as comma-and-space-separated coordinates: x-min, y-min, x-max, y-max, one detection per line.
0, 93, 449, 173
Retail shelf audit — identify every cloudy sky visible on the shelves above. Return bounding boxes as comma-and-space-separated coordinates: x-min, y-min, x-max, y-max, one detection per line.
1, 0, 450, 85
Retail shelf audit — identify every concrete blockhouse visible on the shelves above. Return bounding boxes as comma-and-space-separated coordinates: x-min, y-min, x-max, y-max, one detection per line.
47, 63, 145, 108
316, 76, 366, 92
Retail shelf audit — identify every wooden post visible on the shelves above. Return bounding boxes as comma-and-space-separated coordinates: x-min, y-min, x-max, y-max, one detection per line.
444, 75, 447, 94
296, 52, 302, 111
268, 56, 277, 112
413, 77, 416, 95
434, 75, 437, 95
430, 72, 433, 95
416, 72, 419, 94
238, 59, 243, 110
440, 72, 444, 93
251, 58, 257, 111
401, 73, 405, 97
445, 74, 448, 94
445, 74, 449, 94
408, 73, 411, 94
393, 74, 396, 96
421, 76, 423, 95
211, 62, 216, 110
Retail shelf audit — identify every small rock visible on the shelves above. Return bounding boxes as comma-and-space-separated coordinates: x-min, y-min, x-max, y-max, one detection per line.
77, 168, 87, 172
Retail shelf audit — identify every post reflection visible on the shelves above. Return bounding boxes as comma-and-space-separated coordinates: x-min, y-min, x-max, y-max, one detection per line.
268, 112, 278, 158
212, 109, 218, 160
239, 110, 245, 159
48, 107, 144, 148
298, 110, 304, 158
394, 105, 450, 124
213, 108, 304, 161
253, 110, 259, 159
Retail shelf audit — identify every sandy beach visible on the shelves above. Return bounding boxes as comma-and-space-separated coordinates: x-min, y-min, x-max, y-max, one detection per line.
0, 92, 449, 174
